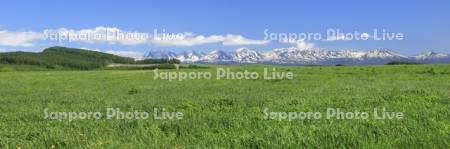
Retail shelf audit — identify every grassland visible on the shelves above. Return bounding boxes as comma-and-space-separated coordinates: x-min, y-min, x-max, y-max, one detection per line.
0, 64, 449, 148
0, 47, 135, 70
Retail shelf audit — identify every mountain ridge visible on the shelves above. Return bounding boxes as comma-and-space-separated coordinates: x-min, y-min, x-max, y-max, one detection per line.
145, 48, 450, 65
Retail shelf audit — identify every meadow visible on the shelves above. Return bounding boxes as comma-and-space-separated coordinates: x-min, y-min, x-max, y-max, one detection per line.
0, 64, 449, 148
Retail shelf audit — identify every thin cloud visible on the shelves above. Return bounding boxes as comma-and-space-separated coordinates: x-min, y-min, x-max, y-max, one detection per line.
2, 27, 271, 48
44, 27, 149, 45
44, 26, 270, 47
280, 38, 315, 49
106, 50, 145, 60
0, 30, 43, 47
152, 34, 269, 46
324, 33, 371, 42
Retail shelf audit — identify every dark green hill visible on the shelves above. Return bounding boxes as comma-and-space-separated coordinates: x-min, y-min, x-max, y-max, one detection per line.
0, 47, 134, 70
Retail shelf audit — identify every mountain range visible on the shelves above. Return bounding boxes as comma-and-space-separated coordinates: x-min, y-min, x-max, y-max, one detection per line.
144, 48, 450, 65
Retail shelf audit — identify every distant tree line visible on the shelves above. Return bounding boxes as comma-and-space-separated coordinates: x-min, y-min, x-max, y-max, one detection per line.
135, 58, 181, 64
386, 61, 423, 65
0, 47, 134, 70
0, 46, 182, 70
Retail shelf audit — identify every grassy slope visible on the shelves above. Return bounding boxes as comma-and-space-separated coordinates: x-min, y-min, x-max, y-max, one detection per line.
0, 47, 134, 70
0, 64, 449, 148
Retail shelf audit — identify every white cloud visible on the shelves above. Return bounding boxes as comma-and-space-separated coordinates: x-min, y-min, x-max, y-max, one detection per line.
294, 40, 314, 49
280, 38, 314, 49
106, 50, 145, 60
0, 30, 43, 47
80, 47, 101, 52
44, 27, 269, 47
325, 34, 347, 41
1, 27, 270, 47
151, 34, 224, 46
44, 27, 149, 46
325, 33, 371, 41
151, 33, 269, 46
222, 35, 270, 46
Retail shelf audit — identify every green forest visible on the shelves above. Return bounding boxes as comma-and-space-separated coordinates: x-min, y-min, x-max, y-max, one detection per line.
0, 47, 180, 70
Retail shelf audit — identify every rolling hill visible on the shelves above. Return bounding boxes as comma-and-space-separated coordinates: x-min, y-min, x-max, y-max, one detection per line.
0, 47, 135, 70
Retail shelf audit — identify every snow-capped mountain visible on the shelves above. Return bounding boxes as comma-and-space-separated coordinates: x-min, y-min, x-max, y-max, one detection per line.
202, 50, 233, 63
414, 51, 449, 60
176, 51, 205, 63
362, 49, 408, 59
355, 49, 410, 65
143, 48, 450, 65
144, 50, 178, 59
232, 48, 263, 63
413, 51, 450, 63
265, 48, 355, 64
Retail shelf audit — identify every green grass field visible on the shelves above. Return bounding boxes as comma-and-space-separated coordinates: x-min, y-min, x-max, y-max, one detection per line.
0, 64, 449, 148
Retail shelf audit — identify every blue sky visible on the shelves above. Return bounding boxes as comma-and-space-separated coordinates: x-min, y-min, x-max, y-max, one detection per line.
0, 0, 449, 58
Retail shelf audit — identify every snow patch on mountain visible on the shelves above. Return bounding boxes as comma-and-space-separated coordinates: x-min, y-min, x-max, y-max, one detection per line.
143, 48, 450, 65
